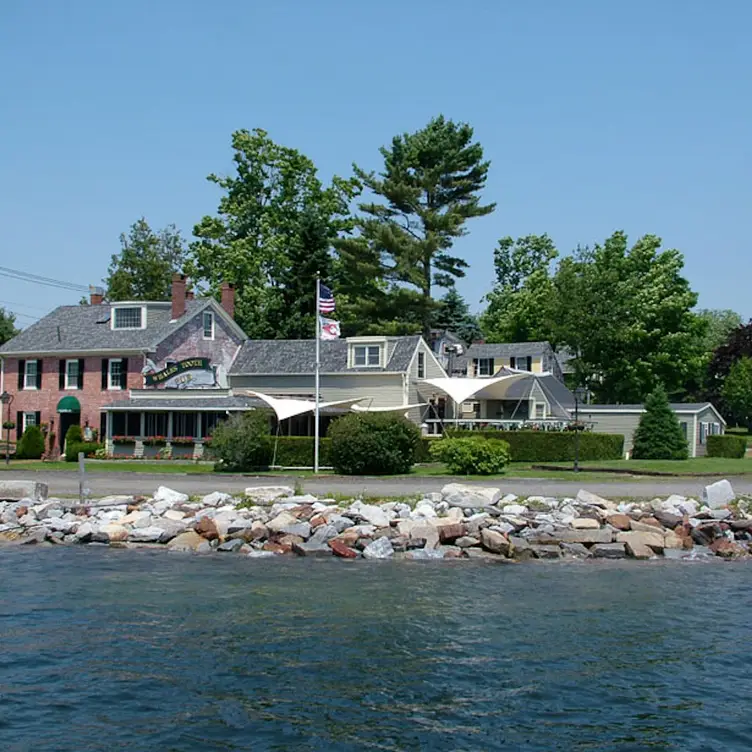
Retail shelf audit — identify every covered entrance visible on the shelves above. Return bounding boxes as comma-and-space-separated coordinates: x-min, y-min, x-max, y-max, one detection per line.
57, 396, 81, 450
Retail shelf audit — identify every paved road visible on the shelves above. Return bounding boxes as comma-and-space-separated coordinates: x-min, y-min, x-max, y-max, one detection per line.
2, 470, 750, 499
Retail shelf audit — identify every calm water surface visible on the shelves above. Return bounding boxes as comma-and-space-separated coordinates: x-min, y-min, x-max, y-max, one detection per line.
0, 547, 750, 751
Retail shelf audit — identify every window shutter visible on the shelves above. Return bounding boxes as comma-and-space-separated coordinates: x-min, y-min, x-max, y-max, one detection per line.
526, 356, 532, 371
36, 359, 43, 389
18, 360, 25, 390
490, 358, 495, 374
101, 360, 108, 390
472, 358, 478, 375
120, 358, 128, 389
59, 360, 65, 389
35, 411, 41, 426
509, 356, 516, 370
78, 359, 85, 389
16, 412, 22, 440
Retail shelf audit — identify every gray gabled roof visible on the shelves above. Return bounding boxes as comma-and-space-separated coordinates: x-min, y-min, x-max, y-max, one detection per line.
0, 298, 223, 355
463, 341, 553, 358
230, 336, 422, 374
584, 403, 718, 413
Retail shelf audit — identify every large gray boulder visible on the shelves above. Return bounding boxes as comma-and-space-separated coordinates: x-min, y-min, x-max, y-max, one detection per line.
348, 501, 390, 528
244, 486, 294, 504
153, 486, 189, 505
441, 483, 501, 509
362, 536, 395, 560
0, 481, 47, 502
702, 480, 735, 509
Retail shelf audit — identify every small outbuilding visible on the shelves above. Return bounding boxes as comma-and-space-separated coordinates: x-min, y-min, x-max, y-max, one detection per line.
579, 402, 726, 458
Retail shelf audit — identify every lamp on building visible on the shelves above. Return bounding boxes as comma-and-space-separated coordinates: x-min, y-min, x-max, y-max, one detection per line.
572, 386, 588, 473
1, 391, 13, 466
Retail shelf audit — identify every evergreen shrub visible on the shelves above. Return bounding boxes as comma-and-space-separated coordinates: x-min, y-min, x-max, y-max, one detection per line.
706, 435, 747, 459
328, 413, 420, 475
209, 411, 272, 471
430, 437, 511, 475
16, 426, 45, 460
631, 385, 688, 460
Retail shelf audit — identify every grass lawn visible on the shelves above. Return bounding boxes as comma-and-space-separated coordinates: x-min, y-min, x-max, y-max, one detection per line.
0, 457, 748, 481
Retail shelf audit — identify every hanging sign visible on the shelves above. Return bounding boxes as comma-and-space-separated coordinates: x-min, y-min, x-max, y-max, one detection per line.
144, 358, 214, 388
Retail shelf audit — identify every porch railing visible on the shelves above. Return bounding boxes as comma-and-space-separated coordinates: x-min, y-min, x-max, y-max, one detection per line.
423, 418, 594, 434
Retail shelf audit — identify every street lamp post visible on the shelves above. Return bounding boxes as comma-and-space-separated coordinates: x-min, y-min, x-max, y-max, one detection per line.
573, 386, 587, 473
1, 391, 13, 466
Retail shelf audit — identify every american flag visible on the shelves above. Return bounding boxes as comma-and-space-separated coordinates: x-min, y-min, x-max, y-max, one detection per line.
318, 281, 335, 313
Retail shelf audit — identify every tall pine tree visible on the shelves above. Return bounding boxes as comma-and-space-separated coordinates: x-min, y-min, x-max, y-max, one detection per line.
336, 116, 495, 338
432, 287, 481, 344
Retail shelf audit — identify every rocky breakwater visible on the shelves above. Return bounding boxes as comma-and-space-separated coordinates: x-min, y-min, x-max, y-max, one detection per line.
0, 479, 750, 562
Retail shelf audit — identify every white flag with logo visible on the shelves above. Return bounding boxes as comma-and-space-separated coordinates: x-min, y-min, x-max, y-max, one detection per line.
319, 316, 341, 340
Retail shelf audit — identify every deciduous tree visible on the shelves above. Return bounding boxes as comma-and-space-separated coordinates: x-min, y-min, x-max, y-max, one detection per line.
188, 128, 359, 338
0, 307, 18, 346
106, 219, 185, 301
721, 357, 752, 429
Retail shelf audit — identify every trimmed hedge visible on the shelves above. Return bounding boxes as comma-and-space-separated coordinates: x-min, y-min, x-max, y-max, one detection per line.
430, 437, 511, 475
65, 442, 103, 462
445, 429, 624, 462
707, 434, 747, 459
270, 436, 436, 467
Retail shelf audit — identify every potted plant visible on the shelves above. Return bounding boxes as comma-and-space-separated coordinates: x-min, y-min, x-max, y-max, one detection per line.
2, 421, 15, 431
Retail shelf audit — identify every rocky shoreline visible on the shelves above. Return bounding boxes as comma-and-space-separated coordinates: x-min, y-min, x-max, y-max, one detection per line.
0, 479, 750, 562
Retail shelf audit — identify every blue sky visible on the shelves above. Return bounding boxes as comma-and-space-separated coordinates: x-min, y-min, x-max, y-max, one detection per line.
1, 0, 750, 328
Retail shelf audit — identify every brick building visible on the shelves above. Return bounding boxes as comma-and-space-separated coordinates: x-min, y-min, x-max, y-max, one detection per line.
0, 276, 245, 454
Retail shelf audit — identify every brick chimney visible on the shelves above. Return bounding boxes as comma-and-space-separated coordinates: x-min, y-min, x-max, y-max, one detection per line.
220, 282, 235, 319
89, 286, 104, 305
172, 274, 187, 320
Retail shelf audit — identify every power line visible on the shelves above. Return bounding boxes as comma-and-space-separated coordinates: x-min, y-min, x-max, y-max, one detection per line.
0, 265, 89, 293
0, 299, 50, 314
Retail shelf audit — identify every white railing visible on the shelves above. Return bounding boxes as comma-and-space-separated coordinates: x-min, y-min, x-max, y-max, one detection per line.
424, 418, 593, 434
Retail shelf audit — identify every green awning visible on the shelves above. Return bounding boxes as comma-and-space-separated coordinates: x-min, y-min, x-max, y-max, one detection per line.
57, 396, 81, 413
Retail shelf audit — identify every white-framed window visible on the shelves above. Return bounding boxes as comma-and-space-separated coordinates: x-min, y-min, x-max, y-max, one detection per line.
477, 358, 492, 376
203, 311, 214, 340
23, 412, 37, 432
108, 359, 123, 390
24, 360, 38, 390
112, 306, 144, 330
534, 403, 546, 419
699, 422, 708, 445
417, 351, 425, 379
65, 359, 80, 390
353, 345, 381, 367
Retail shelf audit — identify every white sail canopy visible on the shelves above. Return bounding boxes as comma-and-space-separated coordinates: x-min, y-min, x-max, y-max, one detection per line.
350, 402, 427, 413
419, 373, 531, 404
239, 390, 365, 422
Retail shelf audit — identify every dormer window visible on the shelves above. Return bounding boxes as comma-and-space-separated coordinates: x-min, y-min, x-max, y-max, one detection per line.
353, 345, 381, 367
203, 311, 214, 340
112, 306, 144, 330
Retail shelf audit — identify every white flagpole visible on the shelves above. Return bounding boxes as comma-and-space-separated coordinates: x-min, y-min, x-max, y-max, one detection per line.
314, 272, 321, 473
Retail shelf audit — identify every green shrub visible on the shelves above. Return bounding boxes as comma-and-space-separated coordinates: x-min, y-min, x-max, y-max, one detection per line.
65, 442, 103, 462
209, 410, 272, 471
445, 429, 624, 462
64, 424, 83, 446
707, 434, 747, 459
415, 436, 440, 463
430, 437, 511, 475
267, 437, 331, 467
632, 385, 688, 460
328, 413, 421, 475
16, 426, 45, 460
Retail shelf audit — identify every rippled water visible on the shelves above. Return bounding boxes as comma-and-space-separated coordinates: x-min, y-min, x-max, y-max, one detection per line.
0, 548, 750, 751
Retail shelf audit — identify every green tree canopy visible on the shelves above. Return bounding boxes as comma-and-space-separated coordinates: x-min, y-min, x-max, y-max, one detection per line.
550, 232, 706, 403
697, 309, 743, 353
188, 128, 359, 338
721, 356, 752, 429
336, 115, 495, 337
0, 307, 18, 346
106, 218, 186, 301
480, 233, 558, 343
431, 287, 482, 344
631, 384, 689, 460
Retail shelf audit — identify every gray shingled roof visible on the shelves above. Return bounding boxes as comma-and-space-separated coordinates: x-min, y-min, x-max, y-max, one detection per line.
104, 394, 261, 410
584, 403, 717, 413
230, 336, 421, 374
0, 299, 213, 354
